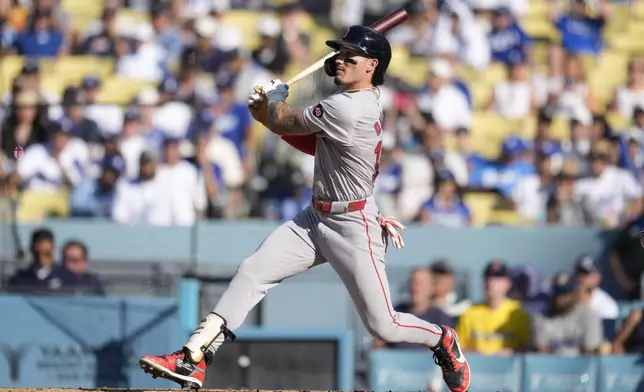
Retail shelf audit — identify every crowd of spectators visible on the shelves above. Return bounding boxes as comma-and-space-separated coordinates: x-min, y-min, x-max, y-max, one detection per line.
378, 255, 644, 357
0, 0, 643, 229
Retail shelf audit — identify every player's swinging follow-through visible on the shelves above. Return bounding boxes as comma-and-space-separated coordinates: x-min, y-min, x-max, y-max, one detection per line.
139, 25, 471, 392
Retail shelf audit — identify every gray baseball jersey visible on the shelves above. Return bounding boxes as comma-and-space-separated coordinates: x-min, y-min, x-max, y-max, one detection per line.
209, 89, 444, 354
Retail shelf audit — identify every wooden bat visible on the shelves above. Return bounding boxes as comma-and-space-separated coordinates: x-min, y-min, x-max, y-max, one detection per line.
285, 8, 409, 87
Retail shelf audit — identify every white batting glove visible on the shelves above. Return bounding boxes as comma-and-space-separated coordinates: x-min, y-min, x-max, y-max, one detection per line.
379, 216, 406, 249
248, 85, 264, 108
263, 79, 289, 104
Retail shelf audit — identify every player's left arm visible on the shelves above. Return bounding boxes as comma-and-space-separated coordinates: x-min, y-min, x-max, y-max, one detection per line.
266, 101, 312, 136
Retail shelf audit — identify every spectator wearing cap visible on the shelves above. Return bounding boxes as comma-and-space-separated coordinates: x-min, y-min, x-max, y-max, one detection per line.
150, 3, 182, 64
192, 73, 254, 177
136, 87, 165, 153
112, 149, 163, 225
70, 154, 124, 218
10, 120, 89, 193
574, 254, 619, 320
430, 0, 490, 70
192, 15, 219, 73
152, 76, 193, 140
150, 137, 206, 226
545, 162, 594, 225
48, 240, 104, 295
456, 260, 532, 355
496, 136, 536, 199
488, 58, 539, 121
373, 267, 453, 350
12, 7, 64, 57
418, 115, 469, 187
81, 7, 128, 57
488, 6, 531, 66
116, 23, 165, 82
80, 76, 125, 137
118, 107, 155, 180
533, 272, 603, 355
57, 87, 102, 145
549, 0, 610, 57
171, 47, 212, 108
533, 109, 562, 156
417, 59, 471, 133
17, 59, 41, 92
0, 89, 49, 164
608, 210, 644, 300
613, 59, 644, 120
7, 227, 57, 293
419, 169, 472, 227
559, 108, 593, 175
252, 16, 289, 75
574, 140, 643, 228
429, 259, 472, 318
512, 144, 557, 222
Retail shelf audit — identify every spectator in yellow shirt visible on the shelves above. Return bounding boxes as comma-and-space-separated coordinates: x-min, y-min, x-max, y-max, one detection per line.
456, 260, 533, 355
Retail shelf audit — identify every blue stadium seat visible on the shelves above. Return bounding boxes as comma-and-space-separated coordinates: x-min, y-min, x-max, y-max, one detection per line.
598, 355, 644, 392
522, 354, 598, 392
464, 354, 522, 392
369, 349, 438, 391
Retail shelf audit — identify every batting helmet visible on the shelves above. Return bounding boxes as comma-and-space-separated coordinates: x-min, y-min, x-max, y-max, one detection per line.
323, 25, 392, 86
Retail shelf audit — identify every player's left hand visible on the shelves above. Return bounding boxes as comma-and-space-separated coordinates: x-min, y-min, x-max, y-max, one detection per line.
379, 216, 406, 249
263, 79, 289, 104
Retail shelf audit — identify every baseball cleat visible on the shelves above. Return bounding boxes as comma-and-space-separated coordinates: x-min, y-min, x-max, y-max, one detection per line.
139, 349, 206, 390
432, 325, 471, 392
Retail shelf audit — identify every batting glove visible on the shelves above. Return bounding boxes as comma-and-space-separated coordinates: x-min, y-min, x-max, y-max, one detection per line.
248, 85, 264, 108
379, 216, 406, 249
263, 79, 289, 104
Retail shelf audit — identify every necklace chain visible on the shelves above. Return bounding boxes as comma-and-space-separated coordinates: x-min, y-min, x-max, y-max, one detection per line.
344, 86, 380, 98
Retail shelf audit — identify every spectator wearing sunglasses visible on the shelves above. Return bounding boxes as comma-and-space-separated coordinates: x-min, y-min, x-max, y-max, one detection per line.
6, 227, 56, 293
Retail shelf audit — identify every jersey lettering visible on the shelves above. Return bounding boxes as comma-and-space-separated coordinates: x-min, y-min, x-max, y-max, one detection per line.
373, 120, 383, 181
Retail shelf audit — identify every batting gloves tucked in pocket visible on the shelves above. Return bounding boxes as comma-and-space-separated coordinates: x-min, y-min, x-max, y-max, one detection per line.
379, 216, 406, 249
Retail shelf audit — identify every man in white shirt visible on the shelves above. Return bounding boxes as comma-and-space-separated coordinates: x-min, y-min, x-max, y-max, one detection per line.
81, 76, 124, 137
416, 59, 472, 132
13, 122, 89, 192
119, 108, 156, 180
116, 23, 166, 82
112, 150, 162, 225
574, 141, 643, 228
491, 60, 539, 120
574, 254, 619, 320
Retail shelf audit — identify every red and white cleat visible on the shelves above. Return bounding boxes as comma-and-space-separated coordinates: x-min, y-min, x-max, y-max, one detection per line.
432, 325, 471, 392
139, 349, 206, 390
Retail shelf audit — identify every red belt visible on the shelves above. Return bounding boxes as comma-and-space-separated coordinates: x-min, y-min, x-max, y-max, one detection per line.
313, 197, 367, 214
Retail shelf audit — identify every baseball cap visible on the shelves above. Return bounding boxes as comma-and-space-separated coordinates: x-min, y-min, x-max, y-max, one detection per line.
102, 154, 125, 176
62, 86, 86, 106
124, 107, 141, 122
429, 259, 454, 275
429, 59, 452, 79
551, 272, 578, 295
588, 140, 611, 160
215, 72, 236, 90
484, 260, 509, 278
81, 76, 101, 89
258, 16, 281, 37
139, 149, 159, 163
158, 76, 179, 95
574, 254, 599, 274
21, 60, 40, 75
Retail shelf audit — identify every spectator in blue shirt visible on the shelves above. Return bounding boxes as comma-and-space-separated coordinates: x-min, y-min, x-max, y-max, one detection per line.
419, 170, 472, 227
550, 0, 609, 56
150, 3, 182, 65
13, 8, 64, 57
497, 136, 536, 198
70, 154, 125, 218
58, 86, 102, 144
534, 109, 562, 155
489, 7, 532, 65
49, 240, 104, 295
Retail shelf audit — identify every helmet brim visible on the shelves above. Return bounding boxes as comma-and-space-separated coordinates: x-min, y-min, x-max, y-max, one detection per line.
325, 39, 373, 57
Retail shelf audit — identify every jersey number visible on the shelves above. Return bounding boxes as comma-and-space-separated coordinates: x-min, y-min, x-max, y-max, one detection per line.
373, 121, 383, 181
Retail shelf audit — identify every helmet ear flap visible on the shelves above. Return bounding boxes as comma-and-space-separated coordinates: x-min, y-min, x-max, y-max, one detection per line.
324, 53, 339, 77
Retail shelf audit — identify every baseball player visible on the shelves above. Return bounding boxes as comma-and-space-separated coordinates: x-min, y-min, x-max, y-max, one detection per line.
139, 25, 470, 392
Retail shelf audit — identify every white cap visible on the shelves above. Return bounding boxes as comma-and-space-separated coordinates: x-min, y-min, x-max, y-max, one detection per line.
195, 16, 218, 38
215, 27, 242, 51
212, 0, 230, 13
136, 23, 155, 42
382, 132, 396, 150
567, 105, 592, 126
258, 16, 281, 37
138, 87, 159, 105
430, 58, 453, 79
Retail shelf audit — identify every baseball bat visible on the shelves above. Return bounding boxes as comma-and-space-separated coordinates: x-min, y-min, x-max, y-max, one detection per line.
285, 8, 409, 87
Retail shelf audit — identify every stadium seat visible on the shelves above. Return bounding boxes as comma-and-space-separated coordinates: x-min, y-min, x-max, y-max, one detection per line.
96, 78, 155, 106
42, 56, 110, 86
463, 192, 499, 227
522, 19, 560, 42
522, 354, 598, 392
597, 355, 644, 392
16, 190, 70, 222
606, 111, 630, 132
0, 55, 24, 96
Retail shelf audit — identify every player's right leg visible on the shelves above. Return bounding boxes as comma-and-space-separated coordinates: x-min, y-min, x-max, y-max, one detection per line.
139, 208, 324, 389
